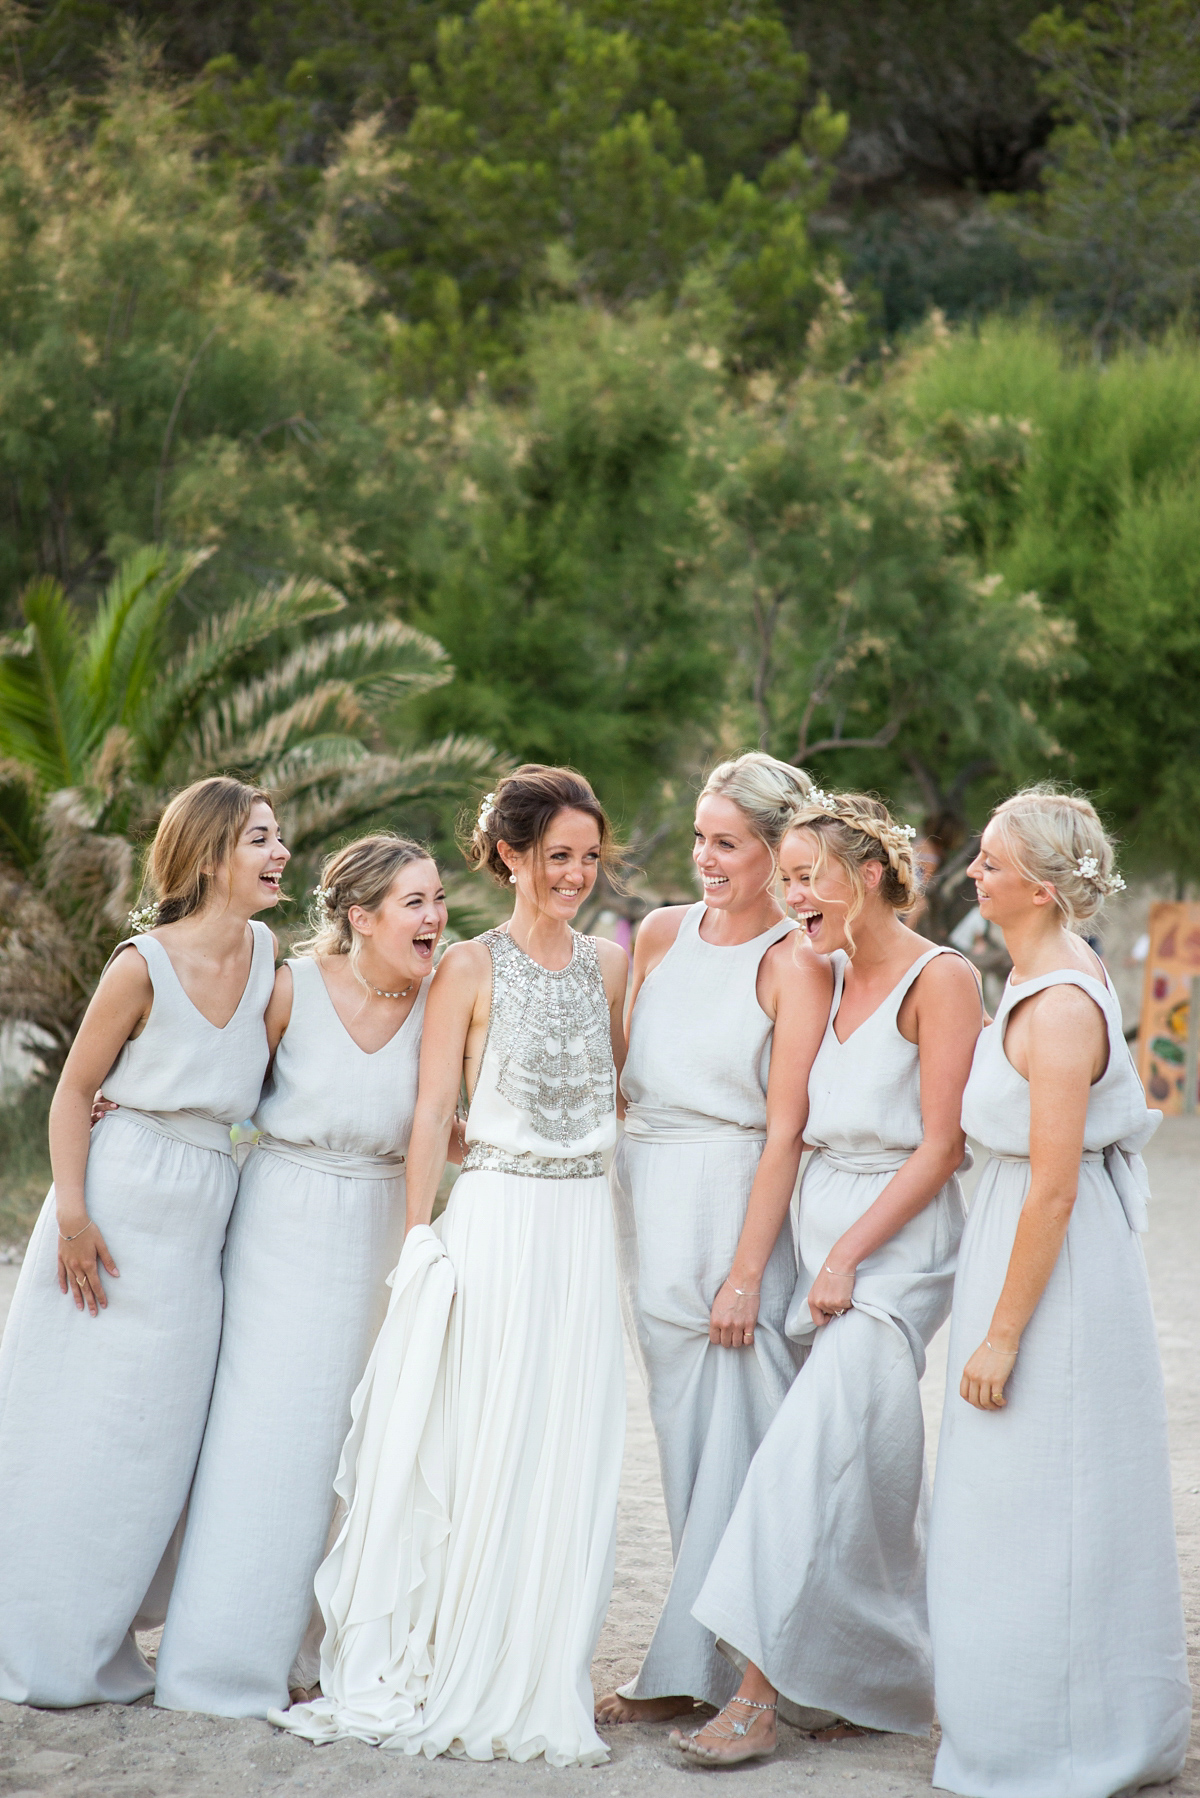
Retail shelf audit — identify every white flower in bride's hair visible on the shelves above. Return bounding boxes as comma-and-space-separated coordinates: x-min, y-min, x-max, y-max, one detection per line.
477, 791, 497, 830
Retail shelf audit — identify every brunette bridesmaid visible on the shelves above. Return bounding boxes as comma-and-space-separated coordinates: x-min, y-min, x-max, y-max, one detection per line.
0, 778, 285, 1707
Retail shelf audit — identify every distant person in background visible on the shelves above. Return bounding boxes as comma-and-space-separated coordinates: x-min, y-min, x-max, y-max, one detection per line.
154, 835, 447, 1721
597, 752, 832, 1729
928, 786, 1190, 1798
0, 778, 285, 1707
679, 791, 980, 1763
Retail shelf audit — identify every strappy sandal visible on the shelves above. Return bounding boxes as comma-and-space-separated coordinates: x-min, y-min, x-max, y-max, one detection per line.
670, 1695, 777, 1764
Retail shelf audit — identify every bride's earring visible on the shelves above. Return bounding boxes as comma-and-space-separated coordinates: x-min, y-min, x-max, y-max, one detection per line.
509, 871, 517, 884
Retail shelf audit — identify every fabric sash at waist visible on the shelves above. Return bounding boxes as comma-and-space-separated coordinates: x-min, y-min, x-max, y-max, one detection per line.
253, 1134, 406, 1182
810, 1144, 975, 1177
109, 1105, 236, 1156
989, 1145, 1148, 1232
622, 1104, 767, 1145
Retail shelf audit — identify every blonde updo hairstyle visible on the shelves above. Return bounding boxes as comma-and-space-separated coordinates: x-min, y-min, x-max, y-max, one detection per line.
698, 752, 813, 858
143, 776, 274, 925
988, 785, 1122, 930
467, 764, 620, 890
784, 790, 920, 954
298, 834, 435, 990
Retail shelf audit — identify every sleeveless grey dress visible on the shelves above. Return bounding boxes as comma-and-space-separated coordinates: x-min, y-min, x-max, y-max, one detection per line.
0, 923, 274, 1707
155, 960, 426, 1718
693, 946, 969, 1735
928, 968, 1191, 1797
612, 901, 802, 1706
275, 927, 626, 1767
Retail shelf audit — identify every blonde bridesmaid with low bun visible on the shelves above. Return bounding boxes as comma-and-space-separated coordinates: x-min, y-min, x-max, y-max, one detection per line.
928, 787, 1190, 1798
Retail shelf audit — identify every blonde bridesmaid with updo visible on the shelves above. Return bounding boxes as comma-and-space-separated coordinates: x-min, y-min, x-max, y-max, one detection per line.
155, 835, 446, 1721
0, 777, 286, 1708
680, 790, 981, 1762
928, 787, 1190, 1798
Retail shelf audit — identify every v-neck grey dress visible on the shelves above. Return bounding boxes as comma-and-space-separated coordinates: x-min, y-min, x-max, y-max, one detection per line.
693, 946, 968, 1736
0, 924, 275, 1707
928, 968, 1190, 1798
155, 958, 425, 1719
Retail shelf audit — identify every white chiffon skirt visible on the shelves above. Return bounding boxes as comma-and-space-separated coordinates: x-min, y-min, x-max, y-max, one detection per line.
273, 1167, 626, 1767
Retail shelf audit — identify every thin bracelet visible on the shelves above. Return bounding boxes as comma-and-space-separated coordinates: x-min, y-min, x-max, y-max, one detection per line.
823, 1262, 853, 1278
986, 1339, 1018, 1358
727, 1281, 760, 1298
58, 1219, 95, 1244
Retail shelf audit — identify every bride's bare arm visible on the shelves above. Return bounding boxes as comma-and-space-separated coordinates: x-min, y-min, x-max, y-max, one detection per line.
404, 942, 489, 1233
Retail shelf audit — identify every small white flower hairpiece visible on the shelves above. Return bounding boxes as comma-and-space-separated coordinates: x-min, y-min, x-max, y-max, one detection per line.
313, 885, 334, 907
477, 791, 497, 830
1074, 854, 1126, 894
805, 787, 839, 814
126, 902, 160, 934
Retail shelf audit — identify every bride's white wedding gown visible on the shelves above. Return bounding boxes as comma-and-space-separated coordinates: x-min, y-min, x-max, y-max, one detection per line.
272, 927, 626, 1766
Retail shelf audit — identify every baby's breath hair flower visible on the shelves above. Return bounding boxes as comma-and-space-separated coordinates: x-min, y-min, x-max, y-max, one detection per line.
126, 902, 160, 934
1075, 854, 1126, 895
476, 792, 497, 830
312, 885, 334, 908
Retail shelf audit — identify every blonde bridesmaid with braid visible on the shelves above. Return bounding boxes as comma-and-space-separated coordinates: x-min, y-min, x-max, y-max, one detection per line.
155, 836, 446, 1720
928, 788, 1190, 1798
680, 791, 981, 1762
0, 778, 286, 1708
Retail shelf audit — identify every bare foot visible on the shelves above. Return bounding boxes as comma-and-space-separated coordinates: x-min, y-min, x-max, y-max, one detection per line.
288, 1684, 322, 1706
595, 1691, 696, 1725
811, 1719, 868, 1741
670, 1696, 777, 1763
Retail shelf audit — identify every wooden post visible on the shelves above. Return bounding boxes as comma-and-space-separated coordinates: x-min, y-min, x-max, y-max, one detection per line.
1186, 974, 1200, 1117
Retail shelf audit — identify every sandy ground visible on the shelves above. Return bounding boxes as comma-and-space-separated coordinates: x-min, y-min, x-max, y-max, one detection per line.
1, 1123, 1198, 1797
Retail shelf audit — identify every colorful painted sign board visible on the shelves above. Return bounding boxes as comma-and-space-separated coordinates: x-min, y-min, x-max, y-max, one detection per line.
1137, 902, 1200, 1113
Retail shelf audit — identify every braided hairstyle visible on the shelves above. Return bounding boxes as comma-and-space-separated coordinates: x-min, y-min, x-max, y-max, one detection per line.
783, 789, 920, 953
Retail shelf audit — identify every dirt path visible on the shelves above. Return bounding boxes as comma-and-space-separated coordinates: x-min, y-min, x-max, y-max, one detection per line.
1, 1124, 1197, 1797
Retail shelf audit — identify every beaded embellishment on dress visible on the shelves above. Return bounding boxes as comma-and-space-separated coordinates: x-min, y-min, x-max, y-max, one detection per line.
460, 927, 614, 1181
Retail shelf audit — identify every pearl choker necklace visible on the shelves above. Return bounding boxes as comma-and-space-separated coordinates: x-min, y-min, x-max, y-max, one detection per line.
371, 980, 413, 999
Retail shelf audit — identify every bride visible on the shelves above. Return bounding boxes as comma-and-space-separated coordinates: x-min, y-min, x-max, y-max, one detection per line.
274, 765, 629, 1767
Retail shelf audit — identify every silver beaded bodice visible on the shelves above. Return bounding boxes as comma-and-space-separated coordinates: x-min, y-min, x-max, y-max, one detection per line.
462, 927, 616, 1180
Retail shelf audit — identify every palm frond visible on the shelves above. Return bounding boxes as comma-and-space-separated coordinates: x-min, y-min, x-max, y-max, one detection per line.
281, 735, 497, 851
0, 578, 88, 789
136, 577, 347, 779
81, 546, 212, 737
170, 620, 453, 773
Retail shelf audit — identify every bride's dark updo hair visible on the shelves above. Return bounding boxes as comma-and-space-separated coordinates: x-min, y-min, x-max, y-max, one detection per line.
467, 765, 621, 887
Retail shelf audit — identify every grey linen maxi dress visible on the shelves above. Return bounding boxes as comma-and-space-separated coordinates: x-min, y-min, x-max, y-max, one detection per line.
154, 960, 424, 1717
927, 968, 1191, 1798
693, 946, 968, 1736
0, 924, 275, 1707
611, 901, 802, 1707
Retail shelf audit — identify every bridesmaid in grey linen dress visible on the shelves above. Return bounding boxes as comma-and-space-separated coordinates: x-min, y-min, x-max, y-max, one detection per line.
155, 836, 444, 1720
0, 778, 285, 1708
599, 753, 832, 1727
928, 787, 1190, 1798
679, 791, 981, 1764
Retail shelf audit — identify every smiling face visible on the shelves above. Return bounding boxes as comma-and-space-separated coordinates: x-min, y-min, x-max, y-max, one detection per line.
692, 794, 775, 912
502, 807, 601, 920
968, 821, 1056, 930
780, 825, 882, 954
348, 856, 447, 980
218, 800, 290, 917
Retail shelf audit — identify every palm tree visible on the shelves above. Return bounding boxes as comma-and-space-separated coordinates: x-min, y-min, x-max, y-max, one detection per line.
0, 548, 494, 1068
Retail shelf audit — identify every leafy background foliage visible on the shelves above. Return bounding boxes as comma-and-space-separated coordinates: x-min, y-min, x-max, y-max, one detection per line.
1, 0, 1199, 1196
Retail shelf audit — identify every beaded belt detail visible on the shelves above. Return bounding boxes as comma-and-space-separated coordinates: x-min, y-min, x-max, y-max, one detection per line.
462, 1141, 605, 1181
